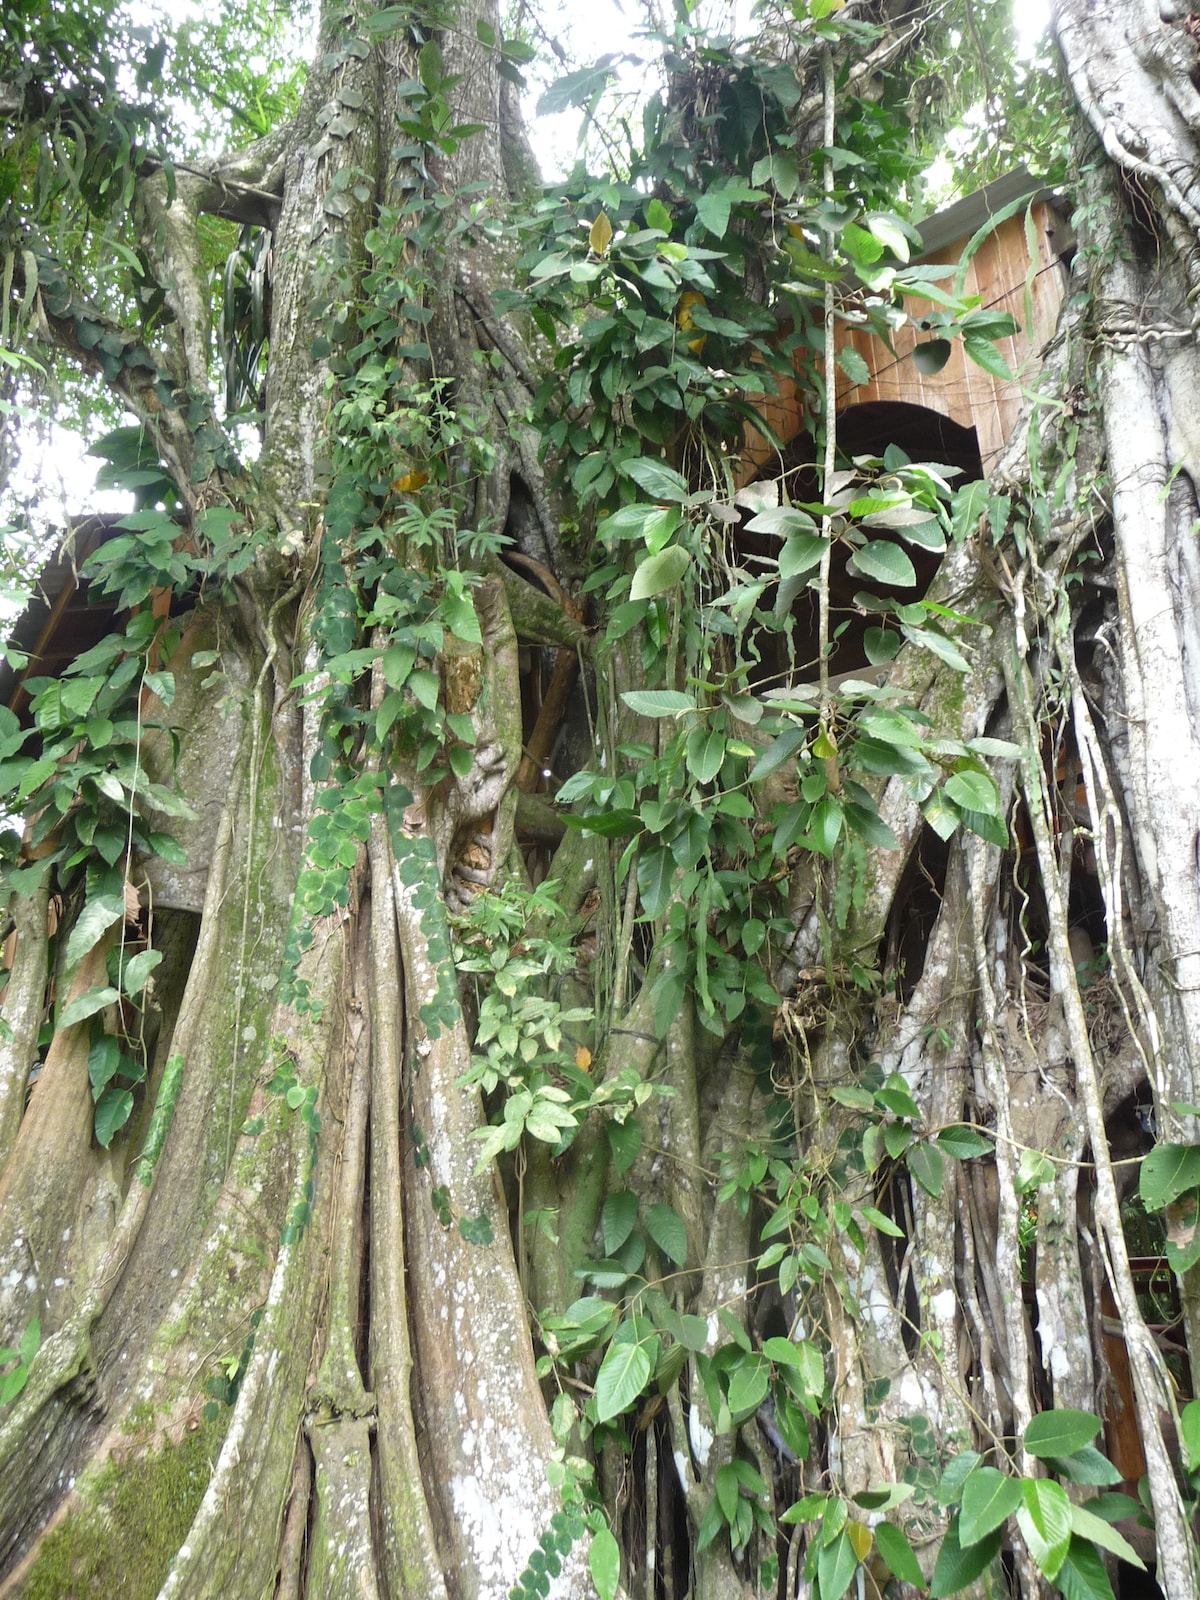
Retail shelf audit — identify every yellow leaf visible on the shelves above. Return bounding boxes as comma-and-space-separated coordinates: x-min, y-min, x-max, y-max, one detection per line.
391, 470, 429, 493
589, 212, 614, 256
677, 290, 706, 354
575, 1045, 592, 1072
847, 1521, 872, 1562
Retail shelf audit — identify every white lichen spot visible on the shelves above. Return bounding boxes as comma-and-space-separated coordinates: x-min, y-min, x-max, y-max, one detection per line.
688, 1404, 713, 1469
931, 1289, 956, 1322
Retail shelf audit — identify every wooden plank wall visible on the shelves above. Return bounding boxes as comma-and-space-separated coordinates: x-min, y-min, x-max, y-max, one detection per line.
743, 201, 1069, 480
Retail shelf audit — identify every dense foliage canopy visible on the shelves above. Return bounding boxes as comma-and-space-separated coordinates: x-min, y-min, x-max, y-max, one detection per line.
0, 2, 1199, 1600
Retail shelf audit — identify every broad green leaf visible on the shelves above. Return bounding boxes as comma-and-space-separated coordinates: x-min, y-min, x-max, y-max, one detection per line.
645, 1203, 688, 1265
685, 727, 725, 785
944, 769, 1000, 815
964, 336, 1014, 381
594, 1338, 653, 1422
1055, 1537, 1116, 1600
589, 1526, 620, 1600
867, 212, 911, 261
1181, 1398, 1200, 1471
817, 1528, 859, 1600
837, 346, 872, 385
860, 1204, 904, 1238
630, 545, 691, 600
1069, 1504, 1145, 1569
607, 1119, 642, 1177
930, 1516, 1002, 1596
18, 1318, 40, 1366
750, 725, 806, 781
94, 1086, 135, 1148
874, 1523, 924, 1586
1017, 1478, 1072, 1581
602, 1190, 639, 1255
65, 892, 125, 970
88, 1034, 123, 1094
811, 795, 843, 856
637, 846, 676, 919
1015, 1148, 1056, 1192
959, 1467, 1022, 1545
1046, 1446, 1123, 1486
1023, 1409, 1102, 1459
935, 1125, 994, 1160
59, 984, 121, 1029
851, 540, 917, 587
696, 190, 731, 239
726, 1352, 770, 1417
912, 339, 952, 374
778, 533, 826, 580
620, 457, 690, 502
843, 801, 899, 851
716, 1463, 739, 1524
1139, 1142, 1200, 1211
120, 947, 162, 999
864, 626, 901, 664
907, 1142, 945, 1199
937, 1452, 982, 1506
620, 690, 695, 717
901, 623, 971, 674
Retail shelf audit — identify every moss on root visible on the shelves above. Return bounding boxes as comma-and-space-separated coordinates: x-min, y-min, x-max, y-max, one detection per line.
20, 1426, 215, 1600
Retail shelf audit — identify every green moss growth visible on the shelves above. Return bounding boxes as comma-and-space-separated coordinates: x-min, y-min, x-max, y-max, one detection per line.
20, 1426, 215, 1600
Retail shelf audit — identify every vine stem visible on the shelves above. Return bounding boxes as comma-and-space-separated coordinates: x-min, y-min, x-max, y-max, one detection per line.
818, 44, 836, 709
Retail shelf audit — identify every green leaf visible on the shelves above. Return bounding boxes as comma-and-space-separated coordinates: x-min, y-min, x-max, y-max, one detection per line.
18, 1317, 40, 1366
1017, 1479, 1072, 1581
637, 846, 675, 919
1023, 1409, 1103, 1459
607, 1119, 642, 1177
907, 1142, 945, 1199
816, 1528, 859, 1600
912, 339, 952, 374
685, 727, 725, 785
866, 212, 912, 262
944, 769, 1000, 815
59, 985, 122, 1029
1139, 1142, 1200, 1211
930, 1515, 1002, 1596
589, 1526, 620, 1600
594, 1338, 653, 1422
120, 947, 162, 999
1069, 1504, 1145, 1569
959, 1467, 1023, 1545
860, 1204, 904, 1238
1182, 1398, 1200, 1472
1014, 1149, 1056, 1192
65, 892, 125, 970
873, 1523, 924, 1586
645, 1203, 688, 1266
630, 545, 692, 600
94, 1085, 135, 1148
837, 347, 872, 385
850, 541, 917, 587
602, 1191, 639, 1255
696, 190, 731, 239
716, 1463, 740, 1524
1045, 1447, 1123, 1486
620, 458, 690, 502
936, 1125, 995, 1160
778, 533, 827, 580
964, 337, 1014, 381
1055, 1537, 1116, 1600
726, 1352, 770, 1417
620, 690, 695, 718
88, 1034, 123, 1094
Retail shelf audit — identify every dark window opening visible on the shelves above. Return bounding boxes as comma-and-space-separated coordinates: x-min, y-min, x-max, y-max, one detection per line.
739, 403, 983, 691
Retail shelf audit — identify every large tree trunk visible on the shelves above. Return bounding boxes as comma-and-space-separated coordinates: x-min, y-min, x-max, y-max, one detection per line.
2, 0, 1200, 1597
